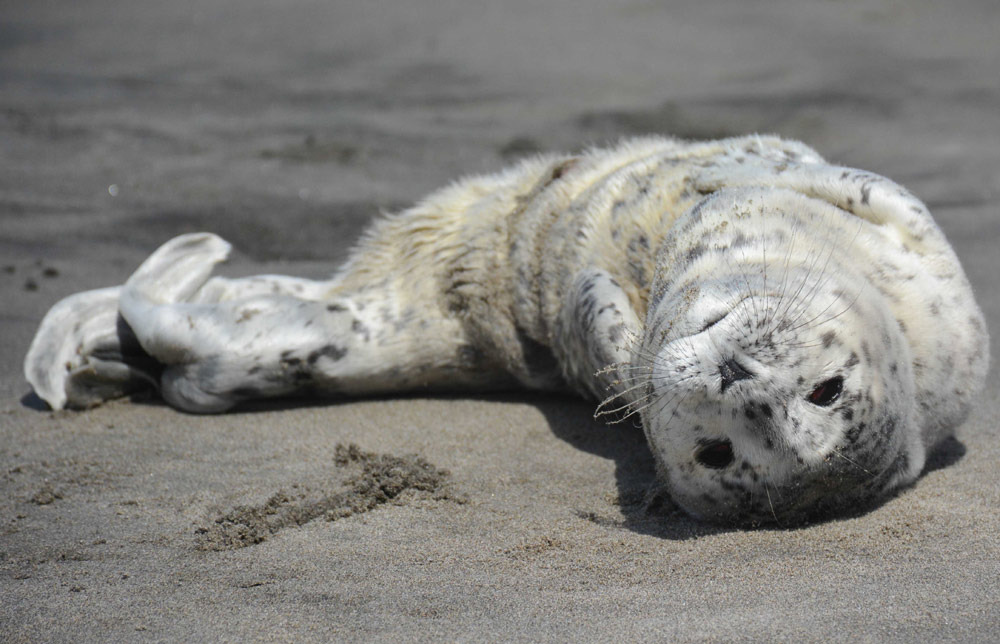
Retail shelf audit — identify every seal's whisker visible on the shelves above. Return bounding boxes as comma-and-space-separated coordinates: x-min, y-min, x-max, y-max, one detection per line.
764, 482, 781, 527
606, 381, 682, 422
764, 226, 799, 339
781, 239, 840, 329
650, 388, 695, 430
595, 361, 651, 376
790, 280, 868, 334
784, 219, 865, 333
831, 448, 873, 477
596, 370, 699, 421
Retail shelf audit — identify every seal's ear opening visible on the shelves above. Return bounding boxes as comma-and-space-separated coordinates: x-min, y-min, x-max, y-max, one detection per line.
691, 162, 955, 260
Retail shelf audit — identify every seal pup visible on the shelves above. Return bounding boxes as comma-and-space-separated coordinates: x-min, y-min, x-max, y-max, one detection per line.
25, 135, 989, 525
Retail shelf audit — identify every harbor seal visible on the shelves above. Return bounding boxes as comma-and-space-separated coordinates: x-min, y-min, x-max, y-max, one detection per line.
24, 135, 989, 525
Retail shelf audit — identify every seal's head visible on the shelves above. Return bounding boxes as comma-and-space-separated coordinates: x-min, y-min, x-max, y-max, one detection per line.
636, 188, 924, 525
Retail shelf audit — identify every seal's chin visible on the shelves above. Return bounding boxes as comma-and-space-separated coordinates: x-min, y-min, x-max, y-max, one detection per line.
662, 403, 917, 526
665, 454, 893, 526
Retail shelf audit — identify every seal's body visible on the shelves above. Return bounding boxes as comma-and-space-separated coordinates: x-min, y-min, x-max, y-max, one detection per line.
25, 136, 989, 524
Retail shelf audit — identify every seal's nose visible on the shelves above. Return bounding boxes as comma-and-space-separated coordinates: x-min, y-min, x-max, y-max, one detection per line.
719, 358, 753, 393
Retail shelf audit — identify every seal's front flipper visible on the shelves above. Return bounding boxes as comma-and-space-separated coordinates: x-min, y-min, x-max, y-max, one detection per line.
552, 268, 643, 404
24, 286, 160, 410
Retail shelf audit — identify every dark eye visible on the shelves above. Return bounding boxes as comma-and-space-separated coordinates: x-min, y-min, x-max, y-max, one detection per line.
808, 376, 843, 406
695, 439, 734, 469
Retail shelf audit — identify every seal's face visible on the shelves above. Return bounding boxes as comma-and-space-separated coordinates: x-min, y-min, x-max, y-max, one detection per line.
639, 270, 920, 526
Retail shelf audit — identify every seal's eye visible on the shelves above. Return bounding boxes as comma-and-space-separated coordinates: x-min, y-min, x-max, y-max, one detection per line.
808, 376, 843, 406
695, 439, 734, 469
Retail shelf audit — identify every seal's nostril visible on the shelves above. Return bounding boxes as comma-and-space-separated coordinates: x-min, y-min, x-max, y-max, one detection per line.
719, 358, 753, 393
696, 439, 734, 469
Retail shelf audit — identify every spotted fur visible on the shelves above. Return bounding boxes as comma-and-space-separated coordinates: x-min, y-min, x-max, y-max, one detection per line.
25, 135, 989, 525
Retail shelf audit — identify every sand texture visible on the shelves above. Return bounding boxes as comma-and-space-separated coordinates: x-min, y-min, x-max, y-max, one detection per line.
2, 1, 998, 641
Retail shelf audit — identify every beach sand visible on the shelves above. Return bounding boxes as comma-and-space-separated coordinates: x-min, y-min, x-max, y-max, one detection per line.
2, 1, 998, 640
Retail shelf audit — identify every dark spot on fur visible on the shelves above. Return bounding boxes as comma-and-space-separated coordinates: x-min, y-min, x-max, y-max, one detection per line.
327, 303, 347, 313
860, 183, 872, 205
821, 331, 837, 349
686, 244, 707, 263
308, 345, 347, 365
550, 158, 577, 181
844, 352, 859, 369
844, 425, 860, 444
731, 232, 751, 248
351, 318, 371, 342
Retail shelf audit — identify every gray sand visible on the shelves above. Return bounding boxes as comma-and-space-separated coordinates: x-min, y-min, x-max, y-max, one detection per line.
2, 1, 998, 641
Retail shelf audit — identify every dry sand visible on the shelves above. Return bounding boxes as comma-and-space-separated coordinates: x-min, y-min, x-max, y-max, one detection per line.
2, 1, 998, 641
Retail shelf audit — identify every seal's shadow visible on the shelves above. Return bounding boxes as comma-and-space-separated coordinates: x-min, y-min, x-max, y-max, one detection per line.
23, 386, 966, 538
528, 394, 732, 540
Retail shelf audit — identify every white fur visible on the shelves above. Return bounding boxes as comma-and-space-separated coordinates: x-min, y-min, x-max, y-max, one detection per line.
25, 135, 989, 524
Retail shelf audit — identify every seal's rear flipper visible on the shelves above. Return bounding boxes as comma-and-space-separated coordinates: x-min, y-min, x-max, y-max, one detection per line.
24, 286, 161, 410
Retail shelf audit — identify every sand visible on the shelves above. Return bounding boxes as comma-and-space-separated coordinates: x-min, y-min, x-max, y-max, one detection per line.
2, 0, 998, 641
